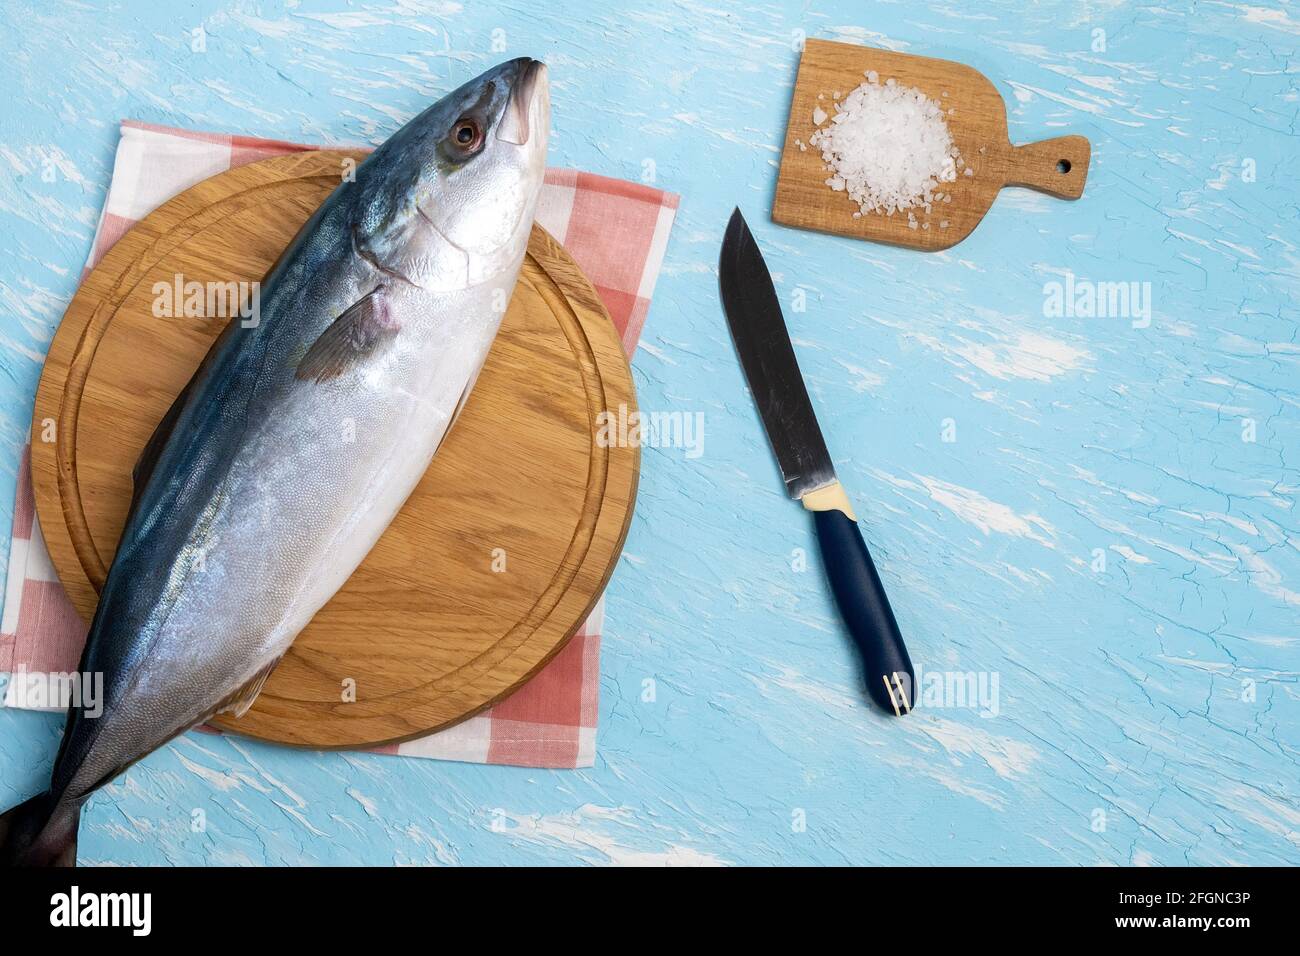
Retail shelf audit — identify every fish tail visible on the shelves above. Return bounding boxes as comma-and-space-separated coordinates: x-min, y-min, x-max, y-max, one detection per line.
0, 792, 79, 867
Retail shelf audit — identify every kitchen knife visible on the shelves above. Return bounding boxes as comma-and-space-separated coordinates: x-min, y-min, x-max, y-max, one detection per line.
719, 208, 915, 716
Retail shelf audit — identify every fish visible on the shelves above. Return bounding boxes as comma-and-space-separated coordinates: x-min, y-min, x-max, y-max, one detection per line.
0, 57, 550, 867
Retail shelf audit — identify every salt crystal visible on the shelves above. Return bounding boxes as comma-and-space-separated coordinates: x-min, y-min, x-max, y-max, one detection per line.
964, 167, 973, 177
866, 70, 878, 84
807, 78, 963, 218
812, 106, 827, 125
940, 220, 949, 229
908, 219, 918, 230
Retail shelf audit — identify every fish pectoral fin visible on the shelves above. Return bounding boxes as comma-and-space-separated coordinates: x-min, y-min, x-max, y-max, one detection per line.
217, 655, 285, 719
295, 285, 399, 383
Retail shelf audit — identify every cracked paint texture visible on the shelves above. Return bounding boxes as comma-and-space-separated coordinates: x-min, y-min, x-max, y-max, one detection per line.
0, 0, 1297, 866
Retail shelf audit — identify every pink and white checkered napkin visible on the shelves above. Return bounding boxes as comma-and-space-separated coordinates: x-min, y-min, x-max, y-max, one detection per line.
0, 121, 678, 769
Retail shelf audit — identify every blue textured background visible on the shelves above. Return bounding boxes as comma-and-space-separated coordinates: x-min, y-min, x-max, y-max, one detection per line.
0, 0, 1297, 866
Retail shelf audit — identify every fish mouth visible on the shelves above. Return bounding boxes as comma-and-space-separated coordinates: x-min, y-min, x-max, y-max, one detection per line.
496, 58, 547, 146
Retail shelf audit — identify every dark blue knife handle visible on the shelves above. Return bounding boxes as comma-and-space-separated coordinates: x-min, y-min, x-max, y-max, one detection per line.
812, 508, 916, 716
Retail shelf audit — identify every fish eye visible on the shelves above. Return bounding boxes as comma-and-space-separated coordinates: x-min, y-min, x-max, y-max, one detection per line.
452, 117, 482, 151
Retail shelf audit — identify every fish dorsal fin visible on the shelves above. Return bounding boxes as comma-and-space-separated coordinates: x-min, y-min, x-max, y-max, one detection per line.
295, 285, 398, 383
216, 655, 285, 719
128, 318, 239, 519
130, 376, 193, 509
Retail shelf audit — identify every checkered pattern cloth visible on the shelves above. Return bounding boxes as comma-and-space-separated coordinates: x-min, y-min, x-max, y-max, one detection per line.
0, 121, 678, 769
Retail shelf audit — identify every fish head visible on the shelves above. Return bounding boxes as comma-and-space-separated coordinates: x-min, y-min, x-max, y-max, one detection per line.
352, 57, 550, 290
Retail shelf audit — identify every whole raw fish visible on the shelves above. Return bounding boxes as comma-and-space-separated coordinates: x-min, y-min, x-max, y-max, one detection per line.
0, 57, 550, 866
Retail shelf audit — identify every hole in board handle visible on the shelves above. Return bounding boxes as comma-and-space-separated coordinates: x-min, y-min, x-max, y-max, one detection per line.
1056, 159, 1072, 174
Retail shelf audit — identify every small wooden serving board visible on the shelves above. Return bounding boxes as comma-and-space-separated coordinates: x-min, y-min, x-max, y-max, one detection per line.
30, 150, 639, 749
773, 39, 1091, 250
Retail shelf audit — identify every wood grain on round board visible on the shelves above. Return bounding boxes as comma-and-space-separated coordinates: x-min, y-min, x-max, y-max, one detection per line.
773, 39, 1092, 250
29, 149, 639, 749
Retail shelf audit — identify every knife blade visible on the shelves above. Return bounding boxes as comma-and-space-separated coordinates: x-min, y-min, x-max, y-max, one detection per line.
719, 208, 916, 716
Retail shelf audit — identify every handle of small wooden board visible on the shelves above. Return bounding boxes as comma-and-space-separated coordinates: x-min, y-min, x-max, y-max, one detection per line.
1005, 135, 1091, 200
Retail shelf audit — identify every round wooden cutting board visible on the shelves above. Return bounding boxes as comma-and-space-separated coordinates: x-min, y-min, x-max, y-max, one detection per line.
30, 150, 639, 749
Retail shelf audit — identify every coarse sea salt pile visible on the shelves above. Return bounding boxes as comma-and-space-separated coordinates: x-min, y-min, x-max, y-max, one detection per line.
809, 73, 962, 219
